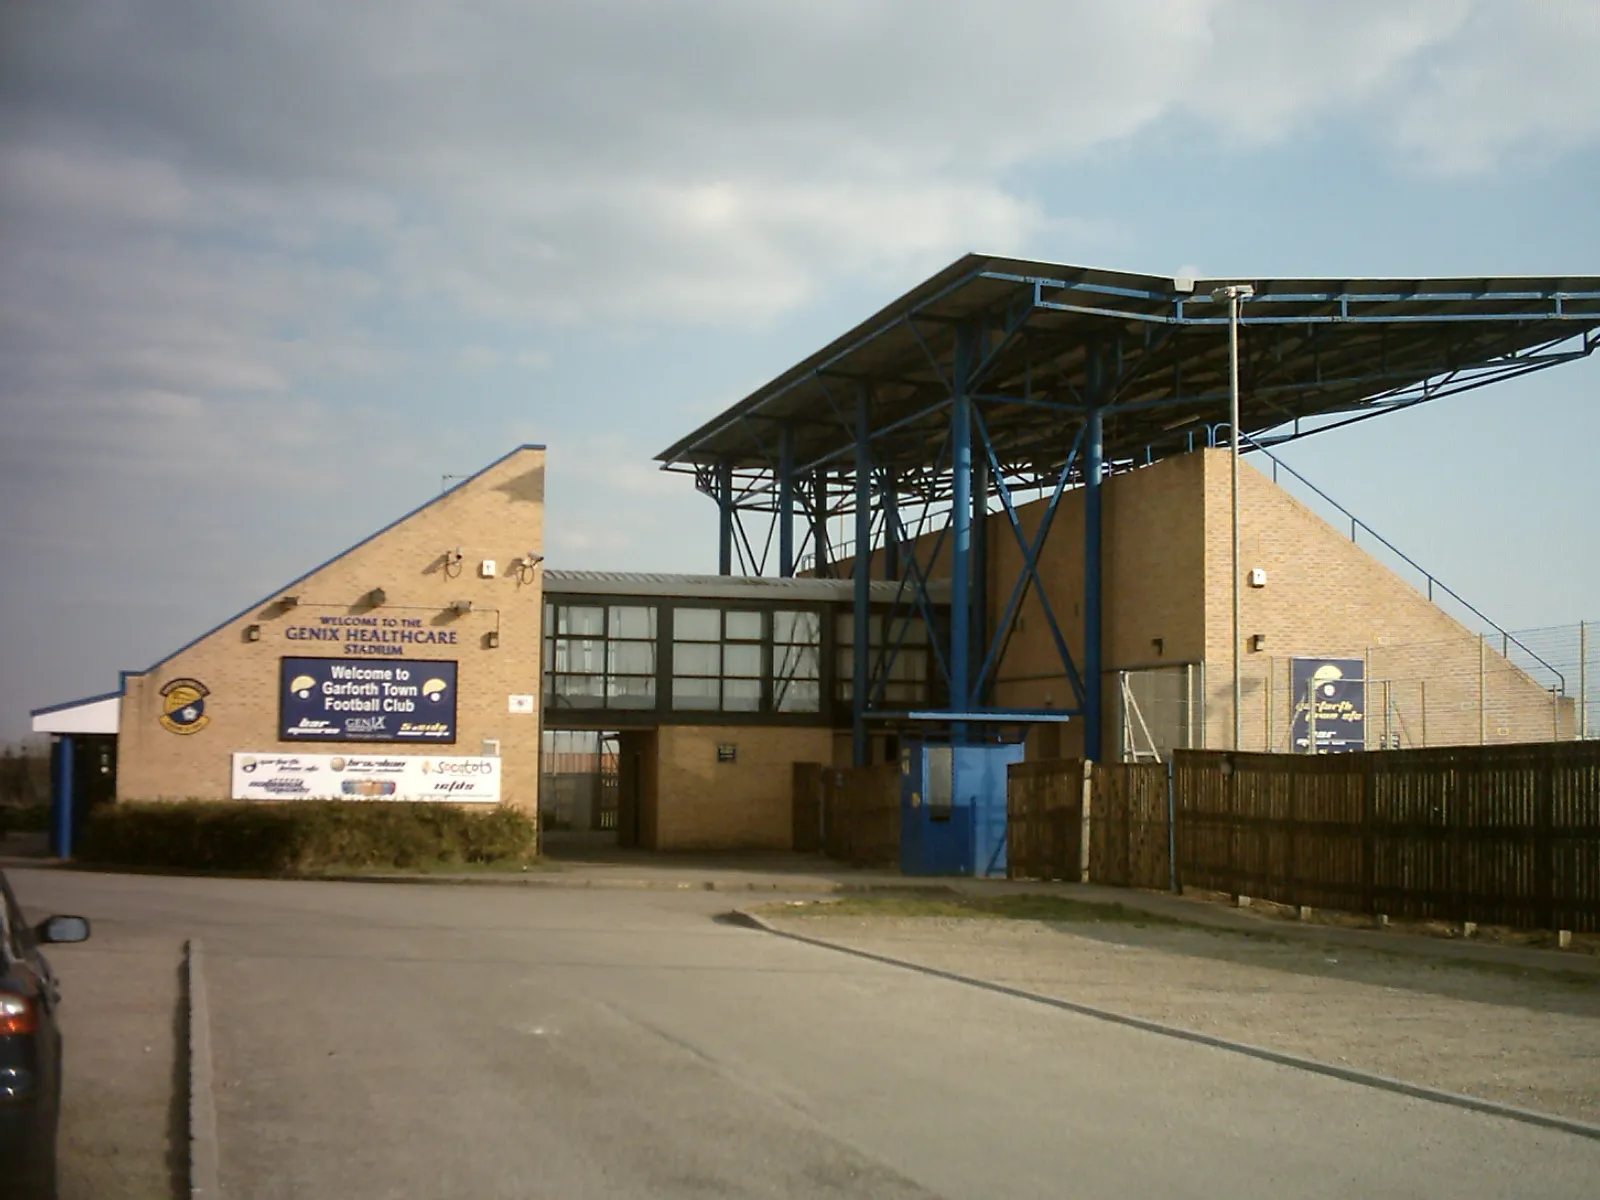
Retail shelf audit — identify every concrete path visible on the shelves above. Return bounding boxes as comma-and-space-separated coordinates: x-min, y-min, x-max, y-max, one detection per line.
9, 866, 1600, 1199
13, 882, 184, 1199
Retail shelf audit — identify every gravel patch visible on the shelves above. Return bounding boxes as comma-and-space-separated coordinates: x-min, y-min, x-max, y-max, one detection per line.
762, 907, 1600, 1124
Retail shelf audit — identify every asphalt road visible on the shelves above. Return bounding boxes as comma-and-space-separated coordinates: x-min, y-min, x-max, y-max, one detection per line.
11, 868, 1600, 1200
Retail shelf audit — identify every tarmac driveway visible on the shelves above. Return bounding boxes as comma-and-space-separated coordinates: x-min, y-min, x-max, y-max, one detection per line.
9, 867, 1600, 1200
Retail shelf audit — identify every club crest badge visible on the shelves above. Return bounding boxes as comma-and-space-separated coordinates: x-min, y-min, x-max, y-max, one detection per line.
159, 677, 211, 735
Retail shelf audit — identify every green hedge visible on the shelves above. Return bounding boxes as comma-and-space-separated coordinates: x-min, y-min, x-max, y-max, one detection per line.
0, 803, 51, 836
80, 801, 537, 874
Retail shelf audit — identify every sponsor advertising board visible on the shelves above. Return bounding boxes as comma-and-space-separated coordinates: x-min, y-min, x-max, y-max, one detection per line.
230, 753, 501, 803
1290, 656, 1367, 753
279, 656, 457, 743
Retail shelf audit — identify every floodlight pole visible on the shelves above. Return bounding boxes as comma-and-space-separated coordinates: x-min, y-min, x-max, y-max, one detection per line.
1214, 283, 1254, 751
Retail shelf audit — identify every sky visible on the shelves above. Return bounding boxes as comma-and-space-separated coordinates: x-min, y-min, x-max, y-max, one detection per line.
3, 1, 1599, 742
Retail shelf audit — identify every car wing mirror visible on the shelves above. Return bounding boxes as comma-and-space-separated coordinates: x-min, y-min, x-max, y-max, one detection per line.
36, 915, 90, 944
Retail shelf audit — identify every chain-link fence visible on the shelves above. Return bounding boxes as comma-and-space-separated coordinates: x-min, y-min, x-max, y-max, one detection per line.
1114, 621, 1596, 760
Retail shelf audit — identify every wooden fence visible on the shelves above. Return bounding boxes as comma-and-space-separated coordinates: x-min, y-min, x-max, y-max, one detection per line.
1007, 741, 1600, 932
794, 763, 899, 867
791, 762, 824, 853
1007, 759, 1172, 889
1006, 759, 1084, 882
1175, 743, 1600, 932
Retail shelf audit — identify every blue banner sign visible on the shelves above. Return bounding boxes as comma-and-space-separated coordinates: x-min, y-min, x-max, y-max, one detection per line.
279, 657, 458, 743
1290, 657, 1366, 753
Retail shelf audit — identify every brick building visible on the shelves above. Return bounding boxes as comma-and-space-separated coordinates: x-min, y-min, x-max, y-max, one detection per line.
30, 256, 1597, 860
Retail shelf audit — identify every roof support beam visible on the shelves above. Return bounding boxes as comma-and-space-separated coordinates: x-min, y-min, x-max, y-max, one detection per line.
853, 382, 873, 767
778, 424, 796, 577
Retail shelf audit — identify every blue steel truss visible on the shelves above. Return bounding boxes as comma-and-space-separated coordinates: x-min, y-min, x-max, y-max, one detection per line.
665, 256, 1600, 765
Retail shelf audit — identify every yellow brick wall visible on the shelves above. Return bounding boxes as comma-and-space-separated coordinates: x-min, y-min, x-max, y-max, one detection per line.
116, 446, 546, 812
839, 446, 1561, 758
652, 724, 835, 850
1199, 450, 1567, 750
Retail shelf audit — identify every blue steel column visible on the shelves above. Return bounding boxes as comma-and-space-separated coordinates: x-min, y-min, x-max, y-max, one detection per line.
810, 470, 830, 577
778, 424, 796, 577
717, 459, 733, 576
51, 734, 74, 859
950, 326, 975, 735
882, 469, 901, 580
1083, 408, 1104, 761
971, 450, 990, 708
853, 383, 872, 766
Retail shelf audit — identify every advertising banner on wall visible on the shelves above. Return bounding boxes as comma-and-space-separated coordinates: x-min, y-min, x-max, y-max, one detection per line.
1290, 657, 1366, 753
230, 753, 500, 802
279, 657, 457, 743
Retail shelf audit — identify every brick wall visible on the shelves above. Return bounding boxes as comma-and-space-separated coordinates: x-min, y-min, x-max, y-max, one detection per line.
837, 446, 1559, 759
651, 724, 835, 850
116, 446, 546, 811
1201, 451, 1564, 750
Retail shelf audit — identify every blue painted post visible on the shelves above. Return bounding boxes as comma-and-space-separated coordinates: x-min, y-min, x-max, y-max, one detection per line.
1084, 407, 1104, 762
52, 735, 74, 860
853, 383, 872, 767
779, 425, 795, 577
950, 327, 975, 737
810, 471, 830, 577
717, 459, 734, 576
972, 448, 990, 708
882, 469, 901, 580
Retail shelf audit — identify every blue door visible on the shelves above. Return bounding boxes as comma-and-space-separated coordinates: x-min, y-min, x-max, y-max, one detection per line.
900, 743, 968, 875
901, 741, 1021, 876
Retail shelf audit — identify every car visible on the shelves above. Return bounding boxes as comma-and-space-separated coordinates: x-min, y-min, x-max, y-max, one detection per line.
0, 869, 89, 1200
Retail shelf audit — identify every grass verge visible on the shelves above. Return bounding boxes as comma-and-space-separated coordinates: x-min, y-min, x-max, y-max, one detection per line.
765, 893, 1184, 925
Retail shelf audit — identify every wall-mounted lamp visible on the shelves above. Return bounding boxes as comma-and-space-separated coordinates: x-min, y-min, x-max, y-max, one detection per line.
1250, 633, 1268, 652
244, 623, 262, 642
451, 600, 474, 615
279, 595, 300, 608
1151, 637, 1164, 657
443, 547, 464, 578
483, 630, 500, 649
365, 587, 387, 607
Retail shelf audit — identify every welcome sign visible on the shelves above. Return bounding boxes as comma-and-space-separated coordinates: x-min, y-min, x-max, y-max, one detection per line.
279, 656, 458, 743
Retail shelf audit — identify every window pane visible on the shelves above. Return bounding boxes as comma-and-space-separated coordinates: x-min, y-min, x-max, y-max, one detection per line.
775, 643, 819, 680
722, 678, 761, 711
609, 605, 656, 640
556, 638, 605, 674
724, 610, 762, 641
887, 617, 928, 645
672, 677, 719, 710
558, 606, 605, 636
926, 745, 953, 820
836, 614, 882, 644
606, 676, 656, 709
608, 641, 655, 675
774, 610, 821, 645
554, 675, 605, 707
675, 608, 720, 641
775, 680, 820, 713
888, 651, 928, 681
722, 644, 762, 678
673, 643, 720, 676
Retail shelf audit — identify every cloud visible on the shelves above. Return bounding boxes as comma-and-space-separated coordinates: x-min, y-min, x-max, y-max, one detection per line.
2, 1, 1598, 737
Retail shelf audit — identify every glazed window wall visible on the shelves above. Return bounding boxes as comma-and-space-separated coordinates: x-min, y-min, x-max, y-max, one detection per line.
834, 614, 931, 706
773, 610, 822, 713
545, 604, 658, 710
671, 608, 763, 712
